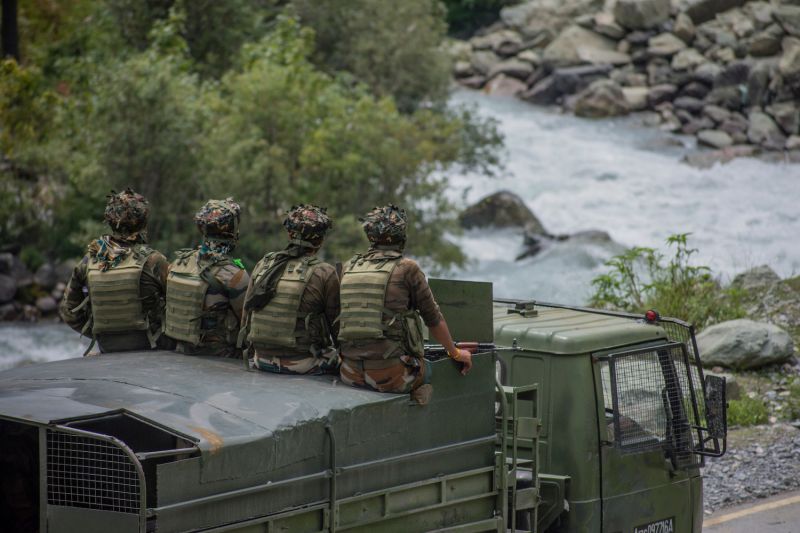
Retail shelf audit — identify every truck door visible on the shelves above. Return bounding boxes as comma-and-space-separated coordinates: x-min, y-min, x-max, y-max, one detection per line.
594, 342, 706, 533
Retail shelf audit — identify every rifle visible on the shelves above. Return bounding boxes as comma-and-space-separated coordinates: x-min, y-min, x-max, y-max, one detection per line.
424, 342, 496, 360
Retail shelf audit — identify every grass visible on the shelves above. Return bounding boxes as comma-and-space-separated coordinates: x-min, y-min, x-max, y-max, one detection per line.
727, 396, 769, 427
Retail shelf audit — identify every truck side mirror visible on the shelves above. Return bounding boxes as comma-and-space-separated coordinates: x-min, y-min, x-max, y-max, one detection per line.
704, 375, 727, 439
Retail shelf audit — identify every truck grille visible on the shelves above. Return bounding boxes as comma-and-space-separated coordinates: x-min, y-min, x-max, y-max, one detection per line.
47, 429, 141, 513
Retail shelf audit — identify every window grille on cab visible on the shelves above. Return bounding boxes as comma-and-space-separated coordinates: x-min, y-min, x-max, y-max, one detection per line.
47, 429, 142, 513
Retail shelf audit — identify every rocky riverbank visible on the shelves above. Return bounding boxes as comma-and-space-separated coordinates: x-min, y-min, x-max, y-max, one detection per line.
450, 0, 800, 166
0, 248, 73, 322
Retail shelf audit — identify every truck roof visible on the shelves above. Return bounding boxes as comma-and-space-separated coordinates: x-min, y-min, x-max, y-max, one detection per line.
0, 352, 388, 451
493, 305, 668, 355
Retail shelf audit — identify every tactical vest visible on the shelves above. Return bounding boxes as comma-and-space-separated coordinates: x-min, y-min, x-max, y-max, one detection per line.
247, 255, 326, 351
338, 252, 425, 359
165, 250, 228, 346
87, 246, 152, 336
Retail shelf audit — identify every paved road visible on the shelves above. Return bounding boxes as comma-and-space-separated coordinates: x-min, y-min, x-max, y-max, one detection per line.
704, 490, 800, 532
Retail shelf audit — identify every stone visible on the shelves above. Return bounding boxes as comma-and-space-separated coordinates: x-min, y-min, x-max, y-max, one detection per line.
447, 40, 472, 61
712, 47, 737, 64
577, 47, 632, 65
683, 116, 715, 134
487, 59, 535, 80
683, 144, 759, 167
714, 61, 750, 88
703, 104, 731, 123
674, 12, 697, 43
521, 76, 562, 104
766, 102, 800, 136
500, 0, 603, 40
622, 86, 650, 110
747, 60, 773, 108
613, 0, 671, 30
35, 296, 58, 314
674, 96, 705, 113
686, 0, 748, 25
647, 33, 687, 57
744, 1, 775, 30
697, 129, 734, 148
460, 190, 547, 234
459, 75, 487, 89
0, 302, 18, 321
542, 25, 618, 66
470, 50, 502, 76
647, 83, 678, 105
749, 24, 785, 57
719, 114, 749, 137
484, 74, 527, 97
33, 263, 58, 290
647, 58, 673, 85
773, 6, 800, 38
731, 265, 781, 294
787, 135, 800, 150
454, 60, 474, 78
680, 81, 710, 99
594, 12, 627, 40
0, 274, 16, 303
693, 62, 723, 85
671, 48, 706, 70
697, 319, 795, 370
573, 79, 630, 117
470, 30, 523, 53
718, 8, 755, 38
0, 253, 13, 275
748, 110, 787, 150
706, 86, 743, 109
779, 37, 800, 85
517, 49, 541, 65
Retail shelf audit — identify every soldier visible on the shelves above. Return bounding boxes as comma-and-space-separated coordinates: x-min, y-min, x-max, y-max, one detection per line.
337, 205, 472, 404
164, 198, 250, 357
241, 204, 340, 374
59, 188, 169, 353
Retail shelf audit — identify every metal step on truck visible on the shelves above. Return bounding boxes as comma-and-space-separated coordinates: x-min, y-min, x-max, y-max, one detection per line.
0, 279, 726, 533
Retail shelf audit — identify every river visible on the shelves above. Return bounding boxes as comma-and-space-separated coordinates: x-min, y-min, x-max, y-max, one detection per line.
1, 89, 798, 369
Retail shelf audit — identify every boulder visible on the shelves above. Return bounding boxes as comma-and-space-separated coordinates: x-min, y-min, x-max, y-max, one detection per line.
673, 96, 705, 113
34, 263, 58, 290
542, 25, 618, 66
576, 47, 632, 65
460, 191, 547, 234
647, 33, 687, 57
747, 60, 773, 108
714, 61, 750, 88
459, 75, 487, 89
731, 265, 781, 294
647, 83, 678, 105
623, 86, 650, 110
718, 8, 755, 38
705, 86, 743, 110
682, 116, 715, 134
470, 50, 502, 76
748, 110, 787, 150
500, 0, 604, 40
470, 30, 524, 54
744, 1, 776, 30
674, 12, 697, 43
35, 296, 58, 315
573, 79, 630, 117
487, 59, 535, 80
517, 50, 541, 65
773, 5, 800, 38
748, 24, 785, 57
680, 81, 710, 99
685, 0, 748, 25
521, 76, 562, 104
613, 0, 671, 30
779, 37, 800, 85
682, 144, 759, 168
697, 319, 795, 370
787, 135, 800, 150
703, 104, 731, 123
693, 61, 723, 84
766, 102, 800, 136
0, 274, 16, 304
484, 74, 528, 97
0, 253, 12, 275
671, 48, 706, 70
697, 129, 734, 148
454, 60, 474, 78
593, 12, 627, 40
0, 302, 19, 321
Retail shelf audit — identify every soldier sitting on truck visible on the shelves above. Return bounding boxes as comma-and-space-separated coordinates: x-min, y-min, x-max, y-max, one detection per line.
240, 204, 340, 374
59, 188, 170, 353
337, 205, 473, 405
164, 198, 250, 358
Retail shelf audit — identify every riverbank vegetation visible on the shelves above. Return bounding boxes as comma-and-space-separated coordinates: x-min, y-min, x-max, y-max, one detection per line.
1, 0, 504, 269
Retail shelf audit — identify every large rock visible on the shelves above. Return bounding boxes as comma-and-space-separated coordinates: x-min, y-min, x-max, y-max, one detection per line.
501, 0, 606, 39
671, 48, 706, 70
470, 30, 524, 57
697, 129, 734, 148
731, 265, 781, 294
35, 296, 58, 315
622, 86, 650, 110
0, 274, 16, 304
674, 12, 697, 43
779, 37, 800, 85
613, 0, 671, 30
647, 33, 688, 57
697, 319, 795, 370
573, 79, 630, 117
460, 191, 547, 234
470, 50, 502, 76
748, 110, 787, 150
542, 25, 618, 66
773, 5, 800, 38
34, 263, 58, 291
766, 101, 800, 136
748, 24, 785, 57
685, 0, 748, 24
484, 74, 528, 97
487, 59, 535, 80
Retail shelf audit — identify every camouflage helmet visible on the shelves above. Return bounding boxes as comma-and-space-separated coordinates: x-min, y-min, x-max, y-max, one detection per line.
194, 198, 241, 240
360, 204, 407, 245
104, 188, 150, 237
283, 204, 333, 245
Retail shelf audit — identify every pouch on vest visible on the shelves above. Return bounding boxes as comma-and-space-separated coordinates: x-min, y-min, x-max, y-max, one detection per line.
87, 246, 151, 336
165, 250, 210, 346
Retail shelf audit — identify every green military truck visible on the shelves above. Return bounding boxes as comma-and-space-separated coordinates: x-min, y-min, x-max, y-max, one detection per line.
0, 280, 726, 532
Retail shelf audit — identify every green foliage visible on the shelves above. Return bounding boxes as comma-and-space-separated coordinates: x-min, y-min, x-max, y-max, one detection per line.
727, 396, 769, 427
291, 0, 451, 112
590, 234, 745, 329
785, 379, 800, 421
443, 0, 516, 38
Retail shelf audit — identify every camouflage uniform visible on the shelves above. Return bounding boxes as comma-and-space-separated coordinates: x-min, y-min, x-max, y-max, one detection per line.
165, 199, 250, 358
59, 189, 170, 353
338, 205, 442, 394
243, 205, 340, 375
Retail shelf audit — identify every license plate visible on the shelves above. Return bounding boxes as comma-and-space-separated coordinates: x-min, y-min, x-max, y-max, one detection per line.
633, 517, 675, 533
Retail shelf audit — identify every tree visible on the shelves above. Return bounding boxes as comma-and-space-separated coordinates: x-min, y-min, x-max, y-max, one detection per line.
2, 0, 20, 60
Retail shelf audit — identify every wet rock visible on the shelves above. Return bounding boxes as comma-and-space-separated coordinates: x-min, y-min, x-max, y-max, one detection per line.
34, 263, 58, 291
747, 60, 773, 108
748, 24, 785, 57
703, 104, 731, 124
517, 49, 541, 65
773, 5, 800, 38
647, 58, 674, 85
593, 12, 627, 40
706, 86, 743, 109
714, 61, 750, 88
576, 47, 632, 66
697, 129, 734, 148
484, 74, 528, 97
573, 79, 630, 118
787, 135, 800, 150
521, 76, 562, 104
0, 302, 19, 321
674, 12, 697, 44
680, 81, 710, 99
454, 60, 474, 78
460, 190, 547, 234
36, 296, 58, 315
470, 50, 502, 76
779, 37, 800, 85
500, 0, 603, 40
693, 61, 723, 85
697, 319, 795, 370
542, 25, 618, 66
613, 0, 671, 30
0, 274, 16, 304
671, 48, 706, 70
458, 75, 487, 89
766, 101, 800, 136
683, 116, 715, 134
487, 59, 535, 81
686, 0, 748, 25
622, 86, 650, 110
683, 144, 759, 168
647, 83, 678, 105
748, 110, 787, 150
470, 30, 523, 54
673, 95, 705, 113
647, 32, 688, 57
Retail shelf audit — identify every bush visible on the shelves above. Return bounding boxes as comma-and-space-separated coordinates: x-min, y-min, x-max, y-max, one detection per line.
589, 233, 745, 329
443, 0, 517, 38
727, 396, 769, 427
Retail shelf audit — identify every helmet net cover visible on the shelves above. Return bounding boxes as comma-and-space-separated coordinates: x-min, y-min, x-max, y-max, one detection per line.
104, 188, 150, 237
283, 204, 333, 245
195, 198, 241, 239
360, 204, 407, 245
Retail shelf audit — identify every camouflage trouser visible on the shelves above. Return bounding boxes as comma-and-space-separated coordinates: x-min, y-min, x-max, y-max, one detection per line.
340, 355, 430, 394
256, 354, 339, 375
